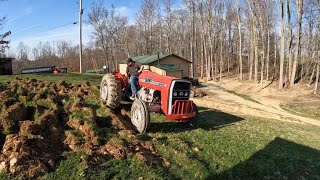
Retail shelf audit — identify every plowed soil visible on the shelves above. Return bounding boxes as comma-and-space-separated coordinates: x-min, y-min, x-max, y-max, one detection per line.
0, 78, 166, 179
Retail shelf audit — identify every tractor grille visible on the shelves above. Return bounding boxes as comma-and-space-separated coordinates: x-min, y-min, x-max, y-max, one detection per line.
171, 100, 194, 115
171, 81, 191, 105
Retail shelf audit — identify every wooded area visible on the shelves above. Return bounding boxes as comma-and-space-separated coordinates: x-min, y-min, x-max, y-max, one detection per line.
1, 0, 320, 92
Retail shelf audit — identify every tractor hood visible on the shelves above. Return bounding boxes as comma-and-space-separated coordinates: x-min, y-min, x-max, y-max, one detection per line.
138, 71, 178, 90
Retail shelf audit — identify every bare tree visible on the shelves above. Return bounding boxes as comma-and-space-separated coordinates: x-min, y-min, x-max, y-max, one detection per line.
136, 0, 157, 54
0, 15, 10, 55
290, 0, 304, 86
236, 0, 243, 80
276, 0, 286, 90
286, 0, 293, 84
314, 0, 320, 93
88, 1, 128, 72
16, 42, 30, 60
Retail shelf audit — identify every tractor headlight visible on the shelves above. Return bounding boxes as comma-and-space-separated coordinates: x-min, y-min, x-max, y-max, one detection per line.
173, 91, 178, 97
184, 92, 189, 97
179, 91, 184, 96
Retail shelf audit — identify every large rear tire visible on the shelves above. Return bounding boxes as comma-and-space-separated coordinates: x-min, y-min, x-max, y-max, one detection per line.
131, 99, 150, 134
100, 74, 121, 109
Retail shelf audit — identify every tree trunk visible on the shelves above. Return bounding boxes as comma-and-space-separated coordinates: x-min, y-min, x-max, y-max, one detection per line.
190, 0, 195, 78
310, 63, 316, 85
290, 0, 303, 86
273, 36, 277, 80
254, 30, 258, 83
266, 27, 270, 81
260, 51, 264, 87
278, 0, 285, 90
236, 0, 243, 80
314, 56, 320, 93
249, 22, 253, 81
219, 16, 224, 82
286, 0, 293, 83
314, 0, 320, 93
219, 35, 223, 81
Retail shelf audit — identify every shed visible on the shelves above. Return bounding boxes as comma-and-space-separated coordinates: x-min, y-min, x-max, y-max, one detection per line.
118, 53, 191, 78
0, 58, 13, 75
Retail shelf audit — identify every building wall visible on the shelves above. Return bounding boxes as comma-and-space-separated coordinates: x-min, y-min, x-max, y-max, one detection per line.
166, 71, 183, 78
119, 64, 127, 75
149, 66, 166, 76
0, 58, 13, 75
150, 56, 190, 78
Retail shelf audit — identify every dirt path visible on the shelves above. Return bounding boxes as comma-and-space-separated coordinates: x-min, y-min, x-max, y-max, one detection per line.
192, 83, 320, 127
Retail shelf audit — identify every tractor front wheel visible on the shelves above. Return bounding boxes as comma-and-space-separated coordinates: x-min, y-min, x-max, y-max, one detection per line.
100, 74, 121, 109
182, 103, 199, 127
131, 99, 150, 134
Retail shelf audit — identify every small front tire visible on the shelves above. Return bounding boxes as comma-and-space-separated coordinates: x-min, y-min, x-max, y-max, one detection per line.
131, 99, 150, 134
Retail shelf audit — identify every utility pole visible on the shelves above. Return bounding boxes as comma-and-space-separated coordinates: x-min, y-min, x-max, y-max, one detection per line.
79, 0, 83, 73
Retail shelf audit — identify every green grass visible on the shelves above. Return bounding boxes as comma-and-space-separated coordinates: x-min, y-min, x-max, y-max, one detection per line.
145, 108, 320, 179
44, 108, 320, 179
281, 103, 320, 120
226, 90, 262, 104
0, 171, 10, 180
0, 73, 103, 86
85, 157, 168, 179
45, 152, 87, 180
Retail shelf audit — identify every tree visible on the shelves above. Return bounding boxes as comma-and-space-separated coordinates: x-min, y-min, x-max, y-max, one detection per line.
136, 0, 157, 55
163, 0, 174, 53
16, 42, 30, 60
290, 0, 304, 86
0, 15, 10, 55
314, 0, 320, 93
277, 0, 286, 90
286, 0, 293, 85
236, 0, 243, 80
88, 1, 128, 72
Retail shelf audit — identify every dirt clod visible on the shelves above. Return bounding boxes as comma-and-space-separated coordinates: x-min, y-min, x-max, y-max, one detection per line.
192, 87, 206, 98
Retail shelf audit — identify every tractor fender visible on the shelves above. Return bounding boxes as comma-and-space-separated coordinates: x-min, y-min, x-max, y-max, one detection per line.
114, 71, 127, 90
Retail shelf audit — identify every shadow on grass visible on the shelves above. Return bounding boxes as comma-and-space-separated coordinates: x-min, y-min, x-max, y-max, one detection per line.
149, 107, 244, 133
213, 137, 320, 179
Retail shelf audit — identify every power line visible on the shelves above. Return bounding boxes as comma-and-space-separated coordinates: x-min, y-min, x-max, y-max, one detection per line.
13, 21, 77, 36
47, 22, 77, 31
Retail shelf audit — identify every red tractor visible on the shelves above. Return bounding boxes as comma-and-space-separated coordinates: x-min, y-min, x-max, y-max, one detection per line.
100, 71, 197, 133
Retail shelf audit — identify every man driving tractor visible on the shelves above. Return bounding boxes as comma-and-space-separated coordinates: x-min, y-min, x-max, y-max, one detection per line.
126, 58, 144, 99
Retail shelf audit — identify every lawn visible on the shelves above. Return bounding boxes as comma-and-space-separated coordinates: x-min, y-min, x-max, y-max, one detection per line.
1, 74, 320, 179
281, 103, 320, 121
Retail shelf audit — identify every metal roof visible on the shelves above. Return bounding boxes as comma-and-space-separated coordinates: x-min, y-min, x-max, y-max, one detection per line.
154, 64, 183, 71
118, 53, 191, 65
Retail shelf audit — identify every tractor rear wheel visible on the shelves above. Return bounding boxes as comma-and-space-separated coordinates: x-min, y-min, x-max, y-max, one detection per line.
100, 74, 121, 109
131, 99, 150, 134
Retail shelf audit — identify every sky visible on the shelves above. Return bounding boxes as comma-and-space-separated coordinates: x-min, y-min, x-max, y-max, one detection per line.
0, 0, 141, 55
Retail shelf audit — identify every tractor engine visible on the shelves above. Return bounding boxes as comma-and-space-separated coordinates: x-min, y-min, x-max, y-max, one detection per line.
138, 71, 196, 120
137, 87, 160, 104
